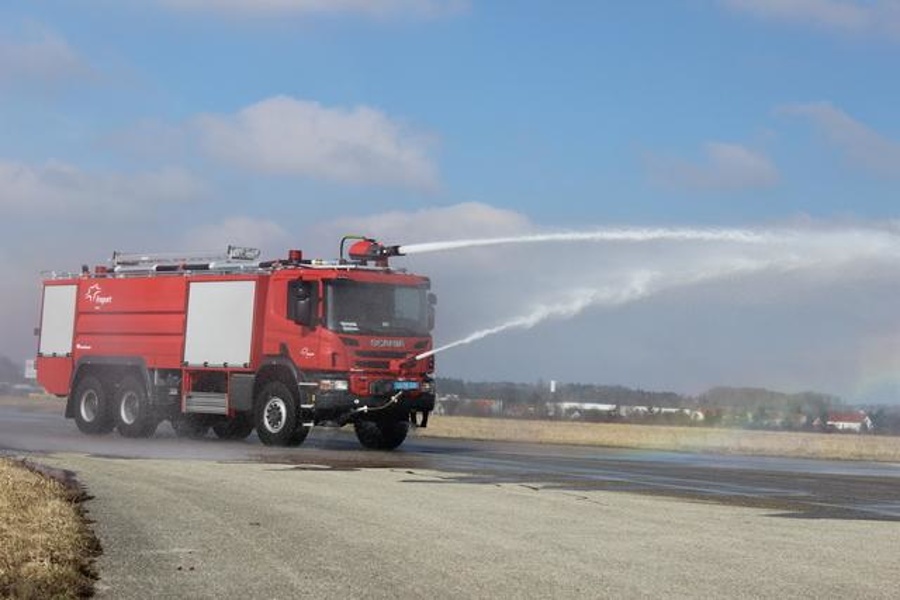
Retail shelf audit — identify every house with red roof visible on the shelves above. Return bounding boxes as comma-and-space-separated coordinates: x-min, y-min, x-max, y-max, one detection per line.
823, 410, 872, 433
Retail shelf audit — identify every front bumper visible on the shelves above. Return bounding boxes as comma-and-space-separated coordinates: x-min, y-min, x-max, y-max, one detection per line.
312, 389, 435, 416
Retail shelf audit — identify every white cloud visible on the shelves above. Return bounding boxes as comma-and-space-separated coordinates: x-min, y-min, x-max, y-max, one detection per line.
0, 24, 92, 86
645, 142, 780, 192
157, 0, 468, 19
723, 0, 900, 40
321, 202, 533, 245
0, 160, 208, 217
181, 216, 291, 255
780, 102, 900, 177
193, 96, 438, 189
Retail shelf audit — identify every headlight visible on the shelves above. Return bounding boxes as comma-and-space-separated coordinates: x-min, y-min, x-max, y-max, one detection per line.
319, 379, 349, 391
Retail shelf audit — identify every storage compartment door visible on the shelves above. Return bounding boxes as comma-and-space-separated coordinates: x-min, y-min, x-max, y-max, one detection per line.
38, 284, 77, 357
183, 280, 256, 367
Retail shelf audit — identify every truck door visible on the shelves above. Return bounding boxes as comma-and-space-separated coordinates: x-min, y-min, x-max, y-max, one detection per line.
286, 279, 320, 368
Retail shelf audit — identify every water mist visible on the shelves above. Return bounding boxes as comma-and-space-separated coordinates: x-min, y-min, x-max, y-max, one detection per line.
411, 225, 900, 362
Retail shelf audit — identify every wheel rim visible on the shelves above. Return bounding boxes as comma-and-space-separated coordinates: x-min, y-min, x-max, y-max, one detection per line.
263, 397, 287, 434
120, 391, 140, 425
80, 390, 99, 423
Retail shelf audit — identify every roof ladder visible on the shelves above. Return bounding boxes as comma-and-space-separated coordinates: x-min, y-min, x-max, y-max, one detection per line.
111, 245, 261, 274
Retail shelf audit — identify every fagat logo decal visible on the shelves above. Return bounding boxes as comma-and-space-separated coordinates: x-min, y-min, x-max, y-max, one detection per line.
84, 284, 113, 309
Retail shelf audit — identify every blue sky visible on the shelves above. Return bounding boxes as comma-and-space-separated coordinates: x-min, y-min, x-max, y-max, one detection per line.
3, 1, 900, 400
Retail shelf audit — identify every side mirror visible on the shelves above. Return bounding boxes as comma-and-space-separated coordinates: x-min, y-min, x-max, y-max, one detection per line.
427, 293, 436, 331
294, 292, 312, 327
289, 282, 316, 328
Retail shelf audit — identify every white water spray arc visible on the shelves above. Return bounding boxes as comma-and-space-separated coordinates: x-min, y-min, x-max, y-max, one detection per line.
398, 226, 784, 256
407, 224, 900, 363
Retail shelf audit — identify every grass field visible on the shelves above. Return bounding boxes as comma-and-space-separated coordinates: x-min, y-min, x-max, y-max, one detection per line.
0, 458, 98, 599
421, 416, 900, 462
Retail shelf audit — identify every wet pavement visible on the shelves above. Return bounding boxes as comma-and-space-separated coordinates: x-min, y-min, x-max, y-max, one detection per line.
3, 397, 900, 521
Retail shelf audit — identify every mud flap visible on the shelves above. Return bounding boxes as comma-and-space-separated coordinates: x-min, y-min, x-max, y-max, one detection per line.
410, 410, 429, 428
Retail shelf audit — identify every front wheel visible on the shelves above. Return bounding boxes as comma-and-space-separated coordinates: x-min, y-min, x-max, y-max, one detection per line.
354, 419, 409, 450
115, 376, 158, 438
254, 381, 309, 447
72, 375, 115, 435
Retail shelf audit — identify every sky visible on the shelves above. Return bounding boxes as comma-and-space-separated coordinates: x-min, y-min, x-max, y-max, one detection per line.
2, 0, 900, 401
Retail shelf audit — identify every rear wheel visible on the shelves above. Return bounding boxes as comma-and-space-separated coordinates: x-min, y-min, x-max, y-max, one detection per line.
354, 419, 409, 450
254, 381, 309, 447
72, 375, 115, 435
212, 414, 254, 441
115, 376, 158, 438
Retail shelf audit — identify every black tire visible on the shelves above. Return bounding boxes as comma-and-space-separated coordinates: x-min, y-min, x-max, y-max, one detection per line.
354, 419, 409, 450
72, 375, 115, 435
171, 414, 211, 439
254, 380, 309, 447
212, 414, 254, 441
115, 376, 158, 438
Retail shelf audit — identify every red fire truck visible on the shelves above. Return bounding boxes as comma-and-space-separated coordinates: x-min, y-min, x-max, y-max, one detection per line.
35, 237, 436, 450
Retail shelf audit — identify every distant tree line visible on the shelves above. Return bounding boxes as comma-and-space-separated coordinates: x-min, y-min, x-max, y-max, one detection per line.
434, 377, 900, 435
436, 377, 683, 407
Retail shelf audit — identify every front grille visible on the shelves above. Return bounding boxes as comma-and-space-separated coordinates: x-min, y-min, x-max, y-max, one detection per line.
355, 360, 390, 370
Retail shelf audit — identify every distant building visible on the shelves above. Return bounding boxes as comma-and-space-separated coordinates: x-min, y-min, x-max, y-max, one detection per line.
822, 410, 872, 433
546, 403, 705, 423
548, 402, 617, 420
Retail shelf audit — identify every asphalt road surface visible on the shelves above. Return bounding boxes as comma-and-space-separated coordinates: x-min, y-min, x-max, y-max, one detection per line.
3, 397, 900, 598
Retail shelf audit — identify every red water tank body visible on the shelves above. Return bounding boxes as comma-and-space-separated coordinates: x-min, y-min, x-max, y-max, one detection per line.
35, 239, 435, 450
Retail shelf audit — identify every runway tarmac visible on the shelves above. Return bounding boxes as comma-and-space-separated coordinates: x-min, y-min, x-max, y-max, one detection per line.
5, 397, 900, 598
4, 397, 900, 522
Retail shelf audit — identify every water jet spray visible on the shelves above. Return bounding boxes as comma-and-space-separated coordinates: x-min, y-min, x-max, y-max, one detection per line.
398, 224, 900, 368
398, 226, 785, 255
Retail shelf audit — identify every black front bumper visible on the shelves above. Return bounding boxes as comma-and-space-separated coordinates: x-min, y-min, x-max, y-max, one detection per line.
312, 390, 435, 419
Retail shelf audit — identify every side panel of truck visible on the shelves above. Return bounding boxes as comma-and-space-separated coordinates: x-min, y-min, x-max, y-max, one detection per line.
74, 277, 188, 370
36, 283, 78, 395
38, 284, 78, 356
183, 280, 257, 368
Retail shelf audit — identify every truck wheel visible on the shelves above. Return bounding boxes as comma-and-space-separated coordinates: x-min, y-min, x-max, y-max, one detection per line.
212, 414, 254, 441
354, 419, 409, 450
115, 376, 158, 438
255, 381, 309, 447
171, 414, 211, 439
72, 375, 115, 435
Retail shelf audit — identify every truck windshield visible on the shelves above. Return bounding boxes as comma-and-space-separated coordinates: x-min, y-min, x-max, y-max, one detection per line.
325, 281, 429, 336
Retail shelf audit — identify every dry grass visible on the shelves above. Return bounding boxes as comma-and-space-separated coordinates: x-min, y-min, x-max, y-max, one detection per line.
0, 459, 98, 599
422, 416, 900, 462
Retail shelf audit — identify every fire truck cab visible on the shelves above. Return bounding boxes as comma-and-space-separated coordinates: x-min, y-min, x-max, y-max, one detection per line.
35, 237, 435, 450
